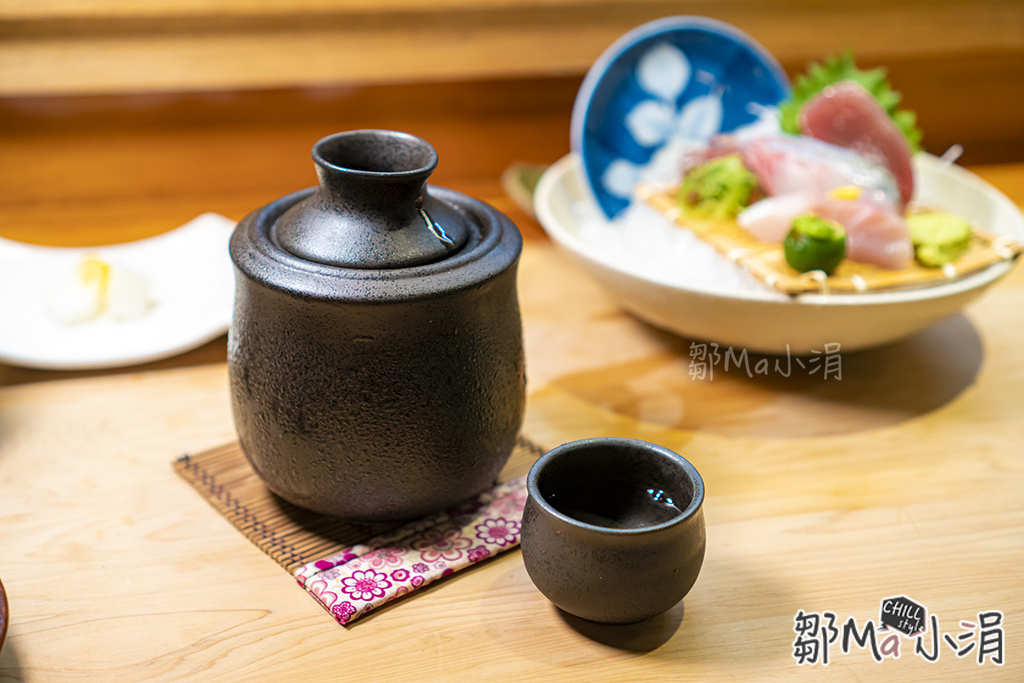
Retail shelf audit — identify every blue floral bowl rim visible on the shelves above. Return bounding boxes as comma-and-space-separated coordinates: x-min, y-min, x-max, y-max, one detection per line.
569, 15, 791, 215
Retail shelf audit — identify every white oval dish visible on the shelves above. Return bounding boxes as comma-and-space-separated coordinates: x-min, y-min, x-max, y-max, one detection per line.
0, 213, 236, 370
534, 153, 1023, 354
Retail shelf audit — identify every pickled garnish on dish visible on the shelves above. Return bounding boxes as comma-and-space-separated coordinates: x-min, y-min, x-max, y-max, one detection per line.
677, 154, 760, 221
45, 253, 155, 325
908, 211, 973, 268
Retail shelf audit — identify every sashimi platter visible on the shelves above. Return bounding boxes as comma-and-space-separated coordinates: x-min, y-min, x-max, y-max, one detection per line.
536, 17, 1024, 352
635, 54, 1021, 295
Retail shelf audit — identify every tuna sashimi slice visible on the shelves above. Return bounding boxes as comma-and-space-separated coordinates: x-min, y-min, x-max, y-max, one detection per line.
799, 81, 915, 206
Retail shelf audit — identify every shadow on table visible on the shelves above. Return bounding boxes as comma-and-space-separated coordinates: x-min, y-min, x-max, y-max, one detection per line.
498, 554, 797, 671
545, 313, 983, 438
556, 603, 684, 652
0, 637, 23, 681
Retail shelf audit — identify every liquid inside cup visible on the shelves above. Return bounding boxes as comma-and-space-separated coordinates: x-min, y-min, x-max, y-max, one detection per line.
546, 476, 685, 529
535, 441, 695, 530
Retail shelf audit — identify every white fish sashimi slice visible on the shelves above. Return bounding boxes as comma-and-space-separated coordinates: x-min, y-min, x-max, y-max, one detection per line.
812, 198, 914, 270
737, 193, 816, 243
737, 194, 913, 270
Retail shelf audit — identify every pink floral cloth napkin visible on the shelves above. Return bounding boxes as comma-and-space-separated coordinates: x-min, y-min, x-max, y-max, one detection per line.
294, 476, 527, 625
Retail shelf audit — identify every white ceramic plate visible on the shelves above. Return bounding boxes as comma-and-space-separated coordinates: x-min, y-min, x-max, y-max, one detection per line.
535, 153, 1024, 353
0, 213, 236, 370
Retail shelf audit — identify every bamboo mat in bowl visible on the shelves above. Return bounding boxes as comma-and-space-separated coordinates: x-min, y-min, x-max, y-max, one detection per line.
639, 183, 1023, 295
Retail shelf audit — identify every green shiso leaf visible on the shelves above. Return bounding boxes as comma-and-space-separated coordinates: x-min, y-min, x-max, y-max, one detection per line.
779, 50, 923, 152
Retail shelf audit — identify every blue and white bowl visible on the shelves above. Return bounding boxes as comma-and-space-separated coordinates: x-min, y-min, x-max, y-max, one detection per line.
571, 16, 790, 218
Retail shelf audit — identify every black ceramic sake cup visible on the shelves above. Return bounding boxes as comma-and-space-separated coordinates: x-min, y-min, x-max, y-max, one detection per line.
521, 438, 706, 624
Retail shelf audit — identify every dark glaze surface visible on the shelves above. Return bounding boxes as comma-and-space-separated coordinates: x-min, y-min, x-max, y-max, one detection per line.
522, 438, 706, 624
229, 131, 525, 521
275, 130, 468, 269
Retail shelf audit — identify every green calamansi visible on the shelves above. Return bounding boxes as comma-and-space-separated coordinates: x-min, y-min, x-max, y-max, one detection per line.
677, 154, 760, 221
784, 214, 847, 275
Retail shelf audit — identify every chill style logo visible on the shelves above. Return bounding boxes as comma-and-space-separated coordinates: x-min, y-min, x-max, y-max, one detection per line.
792, 597, 1004, 666
880, 595, 926, 636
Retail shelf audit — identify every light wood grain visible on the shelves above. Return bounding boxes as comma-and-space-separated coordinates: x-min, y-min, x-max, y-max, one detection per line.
0, 80, 572, 247
2, 0, 1022, 100
1, 238, 1022, 680
1, 0, 647, 19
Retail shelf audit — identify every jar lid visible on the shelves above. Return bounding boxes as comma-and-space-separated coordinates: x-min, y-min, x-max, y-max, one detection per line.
273, 130, 469, 269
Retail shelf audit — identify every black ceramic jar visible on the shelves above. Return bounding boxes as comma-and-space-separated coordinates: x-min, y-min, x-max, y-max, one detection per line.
228, 130, 525, 521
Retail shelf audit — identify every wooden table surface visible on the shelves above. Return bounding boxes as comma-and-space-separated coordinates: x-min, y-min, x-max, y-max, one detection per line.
1, 83, 1023, 681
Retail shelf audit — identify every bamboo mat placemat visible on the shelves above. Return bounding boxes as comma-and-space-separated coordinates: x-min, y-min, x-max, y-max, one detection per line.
173, 438, 544, 575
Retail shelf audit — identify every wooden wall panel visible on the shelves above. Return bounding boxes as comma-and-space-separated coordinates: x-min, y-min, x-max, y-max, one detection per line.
1, 0, 1022, 97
